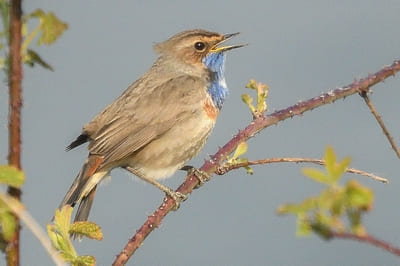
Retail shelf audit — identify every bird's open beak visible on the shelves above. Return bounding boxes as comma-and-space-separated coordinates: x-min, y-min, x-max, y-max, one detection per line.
210, 32, 247, 53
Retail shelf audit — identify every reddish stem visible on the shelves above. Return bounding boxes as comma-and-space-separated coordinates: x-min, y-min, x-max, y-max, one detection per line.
7, 0, 23, 265
332, 232, 400, 257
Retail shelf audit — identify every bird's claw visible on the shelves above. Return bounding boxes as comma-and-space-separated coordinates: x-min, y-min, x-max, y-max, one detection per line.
165, 189, 187, 210
187, 167, 211, 188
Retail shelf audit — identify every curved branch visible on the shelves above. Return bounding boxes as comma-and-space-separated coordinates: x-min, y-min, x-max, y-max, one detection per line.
331, 232, 400, 257
215, 157, 388, 183
112, 60, 400, 265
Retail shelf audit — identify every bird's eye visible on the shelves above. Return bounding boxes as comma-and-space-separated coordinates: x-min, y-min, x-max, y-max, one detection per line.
194, 41, 206, 51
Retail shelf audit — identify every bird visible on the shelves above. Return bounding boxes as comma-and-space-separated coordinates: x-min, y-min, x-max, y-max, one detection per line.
59, 29, 245, 224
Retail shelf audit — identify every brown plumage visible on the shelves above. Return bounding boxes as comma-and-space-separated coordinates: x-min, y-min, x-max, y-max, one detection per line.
59, 29, 244, 224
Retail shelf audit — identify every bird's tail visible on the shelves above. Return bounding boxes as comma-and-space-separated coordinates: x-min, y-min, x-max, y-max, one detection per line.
58, 155, 106, 222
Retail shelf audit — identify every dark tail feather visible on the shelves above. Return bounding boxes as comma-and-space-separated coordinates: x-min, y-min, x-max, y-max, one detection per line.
58, 155, 104, 222
66, 133, 89, 151
74, 186, 97, 222
71, 186, 98, 240
58, 165, 88, 209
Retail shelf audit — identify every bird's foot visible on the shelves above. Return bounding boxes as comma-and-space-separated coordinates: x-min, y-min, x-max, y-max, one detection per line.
181, 165, 211, 188
164, 188, 187, 210
124, 166, 187, 211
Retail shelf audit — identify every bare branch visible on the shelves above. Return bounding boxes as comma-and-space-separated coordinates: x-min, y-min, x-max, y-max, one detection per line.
215, 157, 388, 183
331, 231, 400, 257
360, 92, 400, 159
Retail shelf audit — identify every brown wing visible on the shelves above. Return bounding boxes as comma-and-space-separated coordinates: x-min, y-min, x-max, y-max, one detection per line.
87, 74, 206, 166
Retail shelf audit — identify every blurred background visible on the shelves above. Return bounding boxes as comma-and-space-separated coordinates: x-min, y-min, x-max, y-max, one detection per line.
1, 1, 400, 265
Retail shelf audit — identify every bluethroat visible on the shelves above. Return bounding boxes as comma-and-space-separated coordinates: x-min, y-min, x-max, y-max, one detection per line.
59, 29, 245, 223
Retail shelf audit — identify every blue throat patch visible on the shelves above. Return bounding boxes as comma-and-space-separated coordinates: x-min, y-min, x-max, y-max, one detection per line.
203, 52, 228, 110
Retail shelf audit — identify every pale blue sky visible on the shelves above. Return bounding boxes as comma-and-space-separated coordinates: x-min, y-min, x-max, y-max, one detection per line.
1, 1, 400, 265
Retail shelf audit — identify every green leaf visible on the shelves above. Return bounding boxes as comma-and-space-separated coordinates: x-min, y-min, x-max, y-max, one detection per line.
332, 157, 351, 182
322, 146, 351, 183
277, 198, 317, 215
347, 209, 367, 236
232, 142, 248, 160
21, 22, 28, 37
24, 49, 54, 71
256, 82, 268, 114
296, 214, 311, 236
0, 56, 5, 70
324, 146, 336, 179
29, 9, 68, 45
0, 165, 25, 188
243, 79, 269, 116
48, 205, 103, 266
0, 1, 9, 41
48, 222, 72, 256
74, 255, 96, 266
241, 93, 253, 104
0, 195, 28, 242
53, 205, 73, 236
277, 204, 297, 215
245, 79, 258, 90
317, 189, 333, 210
317, 188, 341, 216
244, 166, 253, 175
70, 221, 103, 241
49, 206, 77, 259
0, 207, 16, 241
39, 12, 68, 45
241, 94, 256, 113
28, 9, 45, 20
344, 180, 373, 210
352, 223, 366, 236
47, 223, 62, 250
302, 167, 331, 185
280, 146, 374, 242
310, 222, 333, 240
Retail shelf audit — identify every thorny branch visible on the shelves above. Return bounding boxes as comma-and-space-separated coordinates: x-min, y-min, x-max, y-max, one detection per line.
112, 60, 400, 265
215, 157, 388, 183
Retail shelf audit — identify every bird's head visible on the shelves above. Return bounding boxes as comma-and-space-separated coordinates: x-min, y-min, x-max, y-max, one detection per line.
153, 29, 246, 67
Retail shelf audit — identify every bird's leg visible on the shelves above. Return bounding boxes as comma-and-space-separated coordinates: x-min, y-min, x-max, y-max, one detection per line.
125, 166, 187, 210
180, 165, 211, 188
